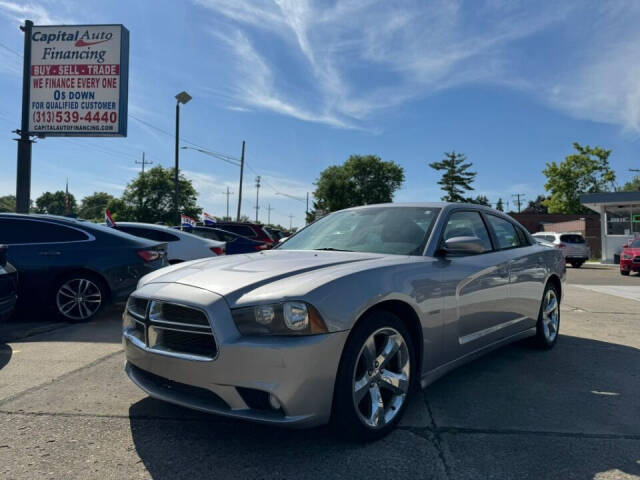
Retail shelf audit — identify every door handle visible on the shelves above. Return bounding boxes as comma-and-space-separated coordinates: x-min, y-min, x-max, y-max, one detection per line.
39, 251, 61, 256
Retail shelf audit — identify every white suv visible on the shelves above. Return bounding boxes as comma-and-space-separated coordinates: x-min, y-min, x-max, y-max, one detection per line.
532, 232, 590, 268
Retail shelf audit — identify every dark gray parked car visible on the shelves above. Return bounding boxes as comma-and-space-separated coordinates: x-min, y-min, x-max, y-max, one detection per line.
0, 214, 168, 322
123, 203, 565, 440
0, 245, 17, 322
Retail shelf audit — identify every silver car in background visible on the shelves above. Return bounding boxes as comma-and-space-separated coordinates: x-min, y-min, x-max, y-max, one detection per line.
532, 231, 590, 268
123, 203, 565, 441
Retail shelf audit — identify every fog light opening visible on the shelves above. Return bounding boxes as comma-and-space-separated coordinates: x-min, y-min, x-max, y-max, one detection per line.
268, 394, 281, 411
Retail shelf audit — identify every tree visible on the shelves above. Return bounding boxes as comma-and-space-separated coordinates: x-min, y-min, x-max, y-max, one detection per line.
312, 155, 404, 213
116, 166, 201, 224
523, 195, 549, 214
0, 195, 16, 213
542, 142, 616, 214
467, 195, 490, 206
79, 192, 115, 221
429, 151, 476, 203
621, 176, 640, 191
34, 191, 77, 216
496, 198, 504, 211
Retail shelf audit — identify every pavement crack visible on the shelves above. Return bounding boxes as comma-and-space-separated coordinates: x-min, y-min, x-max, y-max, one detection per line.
433, 426, 640, 441
0, 349, 123, 408
422, 395, 453, 479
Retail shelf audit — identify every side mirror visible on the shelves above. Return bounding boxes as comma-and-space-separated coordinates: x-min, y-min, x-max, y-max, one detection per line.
442, 236, 486, 255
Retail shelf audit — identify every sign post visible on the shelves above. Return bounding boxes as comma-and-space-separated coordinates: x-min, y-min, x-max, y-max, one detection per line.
15, 21, 129, 212
16, 20, 34, 214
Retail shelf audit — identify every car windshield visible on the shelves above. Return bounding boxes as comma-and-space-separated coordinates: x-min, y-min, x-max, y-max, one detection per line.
279, 206, 440, 255
631, 239, 640, 248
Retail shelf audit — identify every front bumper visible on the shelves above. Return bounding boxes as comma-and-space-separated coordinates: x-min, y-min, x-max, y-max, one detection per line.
124, 282, 349, 428
620, 260, 640, 272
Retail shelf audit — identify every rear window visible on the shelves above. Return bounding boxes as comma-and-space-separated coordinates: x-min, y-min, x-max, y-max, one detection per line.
221, 225, 257, 238
118, 226, 180, 242
560, 234, 585, 244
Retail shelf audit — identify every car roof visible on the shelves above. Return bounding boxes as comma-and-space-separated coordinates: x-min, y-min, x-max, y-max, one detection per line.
0, 213, 160, 246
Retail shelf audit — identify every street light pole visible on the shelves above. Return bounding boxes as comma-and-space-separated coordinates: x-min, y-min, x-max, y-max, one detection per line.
174, 91, 192, 225
236, 140, 245, 221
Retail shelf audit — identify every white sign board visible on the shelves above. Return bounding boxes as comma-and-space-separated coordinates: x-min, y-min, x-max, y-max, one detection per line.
28, 24, 129, 136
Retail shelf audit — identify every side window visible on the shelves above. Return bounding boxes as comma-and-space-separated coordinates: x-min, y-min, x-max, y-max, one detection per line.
486, 215, 522, 250
0, 219, 88, 244
153, 230, 180, 242
442, 211, 493, 253
515, 226, 531, 246
118, 226, 156, 240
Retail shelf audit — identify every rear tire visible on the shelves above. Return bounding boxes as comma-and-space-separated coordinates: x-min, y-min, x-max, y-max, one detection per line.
533, 283, 560, 349
330, 310, 415, 442
569, 261, 584, 268
53, 273, 107, 323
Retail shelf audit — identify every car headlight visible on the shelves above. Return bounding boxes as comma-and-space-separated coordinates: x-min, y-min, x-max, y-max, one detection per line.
621, 253, 633, 260
232, 301, 328, 336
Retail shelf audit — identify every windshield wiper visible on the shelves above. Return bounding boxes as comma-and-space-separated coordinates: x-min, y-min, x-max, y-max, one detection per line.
313, 247, 353, 252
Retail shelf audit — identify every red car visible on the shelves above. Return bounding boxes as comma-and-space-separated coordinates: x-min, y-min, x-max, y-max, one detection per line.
620, 237, 640, 276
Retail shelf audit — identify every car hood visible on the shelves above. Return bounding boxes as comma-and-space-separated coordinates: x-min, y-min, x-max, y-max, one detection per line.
139, 249, 388, 299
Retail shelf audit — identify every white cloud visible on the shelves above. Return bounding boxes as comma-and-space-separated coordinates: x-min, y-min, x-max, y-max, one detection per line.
194, 0, 640, 133
0, 1, 75, 25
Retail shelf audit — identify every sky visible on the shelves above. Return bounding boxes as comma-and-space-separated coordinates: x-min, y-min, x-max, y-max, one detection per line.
1, 0, 639, 228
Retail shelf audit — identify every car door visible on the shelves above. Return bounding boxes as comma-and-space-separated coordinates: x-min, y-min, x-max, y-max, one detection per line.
484, 214, 543, 329
437, 210, 514, 360
0, 218, 92, 304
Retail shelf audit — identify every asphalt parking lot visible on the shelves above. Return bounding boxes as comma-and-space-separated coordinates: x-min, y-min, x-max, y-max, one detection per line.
1, 265, 638, 479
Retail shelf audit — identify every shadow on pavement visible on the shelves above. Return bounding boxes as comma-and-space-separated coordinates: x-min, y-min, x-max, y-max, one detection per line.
0, 343, 11, 371
0, 303, 123, 344
128, 334, 640, 480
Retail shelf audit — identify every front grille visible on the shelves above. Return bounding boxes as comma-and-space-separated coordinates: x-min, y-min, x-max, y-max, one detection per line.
125, 297, 217, 360
129, 363, 229, 410
633, 256, 640, 263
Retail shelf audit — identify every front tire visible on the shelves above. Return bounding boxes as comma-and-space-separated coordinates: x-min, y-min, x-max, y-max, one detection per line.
331, 311, 414, 442
533, 283, 560, 349
621, 270, 630, 276
54, 273, 106, 323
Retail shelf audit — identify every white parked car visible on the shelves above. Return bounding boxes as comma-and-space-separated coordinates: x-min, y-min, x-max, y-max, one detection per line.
532, 232, 589, 268
114, 222, 225, 263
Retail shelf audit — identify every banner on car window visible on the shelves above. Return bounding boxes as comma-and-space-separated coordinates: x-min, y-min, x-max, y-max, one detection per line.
27, 24, 129, 136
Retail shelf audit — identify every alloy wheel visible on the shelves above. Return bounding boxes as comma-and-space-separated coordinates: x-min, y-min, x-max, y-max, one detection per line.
56, 278, 102, 321
352, 327, 410, 428
542, 289, 559, 342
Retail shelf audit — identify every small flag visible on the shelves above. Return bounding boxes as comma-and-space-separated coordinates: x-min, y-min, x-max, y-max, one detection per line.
203, 212, 217, 225
181, 214, 197, 228
105, 210, 117, 228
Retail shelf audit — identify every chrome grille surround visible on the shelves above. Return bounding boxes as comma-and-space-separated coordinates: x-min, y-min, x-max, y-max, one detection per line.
124, 297, 218, 361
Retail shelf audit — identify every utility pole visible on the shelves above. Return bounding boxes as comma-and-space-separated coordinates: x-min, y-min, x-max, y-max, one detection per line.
512, 194, 525, 213
223, 186, 233, 219
288, 213, 294, 231
266, 204, 274, 225
15, 19, 34, 214
135, 152, 153, 173
236, 140, 245, 222
254, 176, 261, 223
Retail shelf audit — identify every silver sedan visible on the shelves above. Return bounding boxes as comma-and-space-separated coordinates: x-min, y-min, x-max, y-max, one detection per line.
123, 203, 565, 440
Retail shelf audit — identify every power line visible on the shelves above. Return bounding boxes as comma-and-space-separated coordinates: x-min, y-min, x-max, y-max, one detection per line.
0, 41, 22, 57
254, 176, 261, 223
